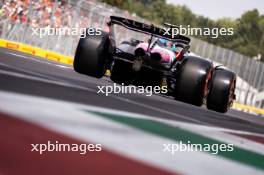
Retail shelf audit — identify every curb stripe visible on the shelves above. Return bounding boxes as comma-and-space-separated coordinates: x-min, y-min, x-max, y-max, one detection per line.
160, 119, 264, 155
0, 90, 263, 175
229, 133, 264, 144
0, 39, 73, 65
90, 111, 264, 170
0, 112, 177, 175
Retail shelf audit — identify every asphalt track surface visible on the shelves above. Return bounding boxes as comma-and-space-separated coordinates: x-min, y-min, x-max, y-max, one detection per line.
0, 47, 263, 135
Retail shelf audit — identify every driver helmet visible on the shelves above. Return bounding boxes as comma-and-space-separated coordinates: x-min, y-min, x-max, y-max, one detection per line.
158, 38, 176, 51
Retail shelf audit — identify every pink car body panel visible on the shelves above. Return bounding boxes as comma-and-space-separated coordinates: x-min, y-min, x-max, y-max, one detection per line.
136, 43, 176, 63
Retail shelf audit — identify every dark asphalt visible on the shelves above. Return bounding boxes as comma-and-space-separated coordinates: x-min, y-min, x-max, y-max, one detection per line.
0, 47, 264, 134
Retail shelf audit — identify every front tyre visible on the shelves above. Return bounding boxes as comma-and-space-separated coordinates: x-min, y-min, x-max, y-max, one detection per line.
73, 30, 110, 78
206, 68, 236, 113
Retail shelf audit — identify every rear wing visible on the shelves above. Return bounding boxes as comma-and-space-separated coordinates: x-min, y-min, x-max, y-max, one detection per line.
109, 16, 190, 45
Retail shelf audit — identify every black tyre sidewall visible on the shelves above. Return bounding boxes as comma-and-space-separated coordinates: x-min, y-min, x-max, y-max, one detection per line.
207, 68, 236, 113
174, 56, 213, 106
73, 31, 110, 78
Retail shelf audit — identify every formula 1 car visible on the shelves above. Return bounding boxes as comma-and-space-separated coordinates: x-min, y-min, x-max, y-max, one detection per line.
73, 16, 236, 113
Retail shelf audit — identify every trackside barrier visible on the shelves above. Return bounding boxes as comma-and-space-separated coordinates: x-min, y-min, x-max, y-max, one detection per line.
0, 39, 73, 65
232, 103, 264, 116
0, 38, 263, 116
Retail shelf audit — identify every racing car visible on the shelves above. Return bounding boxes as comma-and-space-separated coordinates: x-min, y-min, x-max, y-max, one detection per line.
73, 16, 236, 113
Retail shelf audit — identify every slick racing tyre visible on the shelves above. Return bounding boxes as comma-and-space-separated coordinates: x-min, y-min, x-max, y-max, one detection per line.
174, 56, 213, 106
206, 68, 236, 113
73, 30, 110, 78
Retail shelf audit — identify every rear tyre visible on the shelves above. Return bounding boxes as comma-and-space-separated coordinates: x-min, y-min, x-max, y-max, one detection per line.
174, 56, 213, 106
206, 68, 236, 113
73, 30, 110, 78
